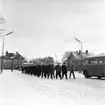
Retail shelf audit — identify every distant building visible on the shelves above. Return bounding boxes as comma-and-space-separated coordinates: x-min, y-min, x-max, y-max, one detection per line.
66, 50, 94, 71
12, 52, 24, 69
0, 51, 24, 70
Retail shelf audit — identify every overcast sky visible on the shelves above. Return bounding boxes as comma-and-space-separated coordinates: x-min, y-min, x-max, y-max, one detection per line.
0, 0, 105, 61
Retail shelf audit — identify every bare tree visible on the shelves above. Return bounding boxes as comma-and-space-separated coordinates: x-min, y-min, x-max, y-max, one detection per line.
62, 51, 71, 63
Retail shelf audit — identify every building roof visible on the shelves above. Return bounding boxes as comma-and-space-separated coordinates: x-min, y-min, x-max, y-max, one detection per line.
68, 51, 94, 60
85, 53, 105, 59
0, 52, 24, 60
86, 55, 105, 59
72, 52, 81, 60
13, 53, 24, 60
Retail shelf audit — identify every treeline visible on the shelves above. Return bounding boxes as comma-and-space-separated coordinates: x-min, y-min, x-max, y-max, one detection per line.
29, 56, 54, 65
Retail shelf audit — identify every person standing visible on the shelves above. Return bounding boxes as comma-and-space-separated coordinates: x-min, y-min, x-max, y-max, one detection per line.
62, 63, 68, 79
55, 63, 62, 79
69, 62, 76, 79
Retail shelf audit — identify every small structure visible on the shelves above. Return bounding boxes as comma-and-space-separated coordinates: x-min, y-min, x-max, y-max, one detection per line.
0, 51, 24, 70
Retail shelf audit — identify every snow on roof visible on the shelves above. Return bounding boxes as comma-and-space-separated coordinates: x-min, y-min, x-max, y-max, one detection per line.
86, 55, 105, 58
0, 52, 24, 60
97, 53, 105, 56
72, 52, 81, 60
69, 51, 94, 60
85, 53, 105, 58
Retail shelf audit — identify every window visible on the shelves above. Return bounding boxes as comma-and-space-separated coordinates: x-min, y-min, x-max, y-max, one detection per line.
99, 61, 103, 64
88, 60, 96, 64
94, 60, 98, 64
88, 60, 91, 64
91, 61, 94, 64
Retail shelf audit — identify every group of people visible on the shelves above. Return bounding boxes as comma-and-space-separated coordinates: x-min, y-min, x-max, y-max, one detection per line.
21, 62, 76, 79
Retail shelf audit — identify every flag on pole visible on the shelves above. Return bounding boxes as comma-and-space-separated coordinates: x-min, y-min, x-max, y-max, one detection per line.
75, 38, 81, 43
0, 16, 6, 24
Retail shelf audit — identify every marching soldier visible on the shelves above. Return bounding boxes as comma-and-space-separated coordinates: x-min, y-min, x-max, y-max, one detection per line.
62, 62, 68, 79
69, 61, 76, 79
55, 63, 62, 79
50, 64, 55, 79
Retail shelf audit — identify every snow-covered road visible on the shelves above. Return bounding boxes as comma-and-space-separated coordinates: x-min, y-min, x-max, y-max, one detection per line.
0, 70, 105, 105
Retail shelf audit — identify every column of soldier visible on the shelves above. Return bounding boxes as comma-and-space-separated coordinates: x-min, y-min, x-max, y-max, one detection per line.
21, 62, 75, 79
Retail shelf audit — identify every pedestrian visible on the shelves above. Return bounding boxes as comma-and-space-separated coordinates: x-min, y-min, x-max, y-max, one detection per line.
69, 61, 76, 79
62, 62, 68, 79
55, 63, 62, 79
50, 64, 55, 79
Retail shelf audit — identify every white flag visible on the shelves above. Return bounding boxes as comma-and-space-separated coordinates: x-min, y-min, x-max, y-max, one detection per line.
0, 16, 6, 24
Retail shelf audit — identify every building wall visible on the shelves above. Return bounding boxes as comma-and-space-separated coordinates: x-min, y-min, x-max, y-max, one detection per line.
4, 59, 12, 69
0, 58, 23, 69
0, 58, 12, 69
67, 54, 76, 71
75, 60, 82, 71
13, 59, 23, 69
67, 53, 83, 71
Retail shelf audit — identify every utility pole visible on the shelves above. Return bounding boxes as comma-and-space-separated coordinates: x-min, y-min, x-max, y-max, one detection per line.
75, 38, 83, 66
0, 15, 6, 74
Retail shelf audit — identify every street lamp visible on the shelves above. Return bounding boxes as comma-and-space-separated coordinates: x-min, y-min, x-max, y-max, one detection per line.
1, 31, 13, 73
75, 38, 83, 65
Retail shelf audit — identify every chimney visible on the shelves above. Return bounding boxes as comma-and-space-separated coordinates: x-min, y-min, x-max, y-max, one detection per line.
16, 51, 18, 55
76, 51, 78, 54
78, 50, 81, 55
86, 50, 88, 54
6, 51, 9, 55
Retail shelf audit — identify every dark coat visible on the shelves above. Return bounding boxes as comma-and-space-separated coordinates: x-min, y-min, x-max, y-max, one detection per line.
62, 65, 67, 72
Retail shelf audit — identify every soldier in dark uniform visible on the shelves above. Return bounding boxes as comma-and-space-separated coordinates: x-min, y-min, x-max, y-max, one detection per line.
50, 64, 55, 79
62, 62, 68, 79
69, 62, 76, 79
55, 63, 62, 79
41, 64, 44, 78
43, 64, 47, 78
47, 63, 55, 79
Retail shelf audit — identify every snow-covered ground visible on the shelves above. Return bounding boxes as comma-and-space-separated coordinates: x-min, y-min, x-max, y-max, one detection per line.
0, 70, 105, 105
